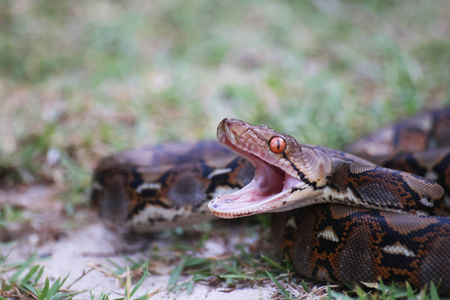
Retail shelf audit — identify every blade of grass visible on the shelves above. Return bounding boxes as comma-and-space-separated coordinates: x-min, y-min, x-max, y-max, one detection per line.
430, 282, 439, 300
301, 279, 309, 293
327, 283, 333, 300
47, 278, 62, 299
38, 277, 50, 300
260, 255, 285, 271
34, 266, 45, 285
265, 270, 290, 299
133, 295, 150, 300
129, 267, 148, 298
9, 254, 37, 283
167, 263, 183, 291
406, 282, 415, 298
20, 265, 40, 285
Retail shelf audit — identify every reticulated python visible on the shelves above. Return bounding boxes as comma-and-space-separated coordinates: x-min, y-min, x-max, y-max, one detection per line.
91, 107, 450, 295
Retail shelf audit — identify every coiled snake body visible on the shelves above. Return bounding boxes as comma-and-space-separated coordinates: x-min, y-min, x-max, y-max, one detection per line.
91, 108, 450, 295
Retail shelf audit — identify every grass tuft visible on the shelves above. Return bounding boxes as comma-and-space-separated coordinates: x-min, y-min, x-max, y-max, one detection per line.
0, 253, 76, 299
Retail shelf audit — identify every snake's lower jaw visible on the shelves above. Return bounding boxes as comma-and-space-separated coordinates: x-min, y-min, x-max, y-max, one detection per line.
208, 168, 308, 218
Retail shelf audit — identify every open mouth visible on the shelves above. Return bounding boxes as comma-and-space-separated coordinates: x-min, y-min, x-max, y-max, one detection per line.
208, 121, 306, 218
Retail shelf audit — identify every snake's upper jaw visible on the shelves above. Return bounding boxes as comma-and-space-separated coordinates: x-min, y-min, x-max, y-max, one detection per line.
208, 118, 311, 219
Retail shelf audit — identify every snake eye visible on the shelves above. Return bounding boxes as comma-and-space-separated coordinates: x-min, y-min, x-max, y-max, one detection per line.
269, 136, 286, 154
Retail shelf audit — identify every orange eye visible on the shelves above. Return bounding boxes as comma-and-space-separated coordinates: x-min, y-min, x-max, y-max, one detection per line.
269, 137, 286, 154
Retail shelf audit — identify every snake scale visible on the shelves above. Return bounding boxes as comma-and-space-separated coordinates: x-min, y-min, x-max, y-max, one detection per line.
91, 107, 450, 295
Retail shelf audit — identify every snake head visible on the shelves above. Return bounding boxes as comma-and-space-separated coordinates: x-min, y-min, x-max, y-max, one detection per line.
208, 118, 330, 218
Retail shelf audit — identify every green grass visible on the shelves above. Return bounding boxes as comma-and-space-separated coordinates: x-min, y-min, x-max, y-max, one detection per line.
0, 249, 151, 299
0, 252, 76, 299
0, 0, 450, 298
1, 0, 449, 193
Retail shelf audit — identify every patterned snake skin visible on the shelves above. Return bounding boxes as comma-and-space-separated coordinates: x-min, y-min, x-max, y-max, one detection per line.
91, 108, 450, 295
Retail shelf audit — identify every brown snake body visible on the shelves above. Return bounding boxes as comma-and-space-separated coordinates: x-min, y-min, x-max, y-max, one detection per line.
91, 107, 450, 295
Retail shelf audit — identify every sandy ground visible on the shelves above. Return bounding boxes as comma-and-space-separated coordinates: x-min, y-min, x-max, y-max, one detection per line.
1, 185, 281, 299
32, 223, 275, 299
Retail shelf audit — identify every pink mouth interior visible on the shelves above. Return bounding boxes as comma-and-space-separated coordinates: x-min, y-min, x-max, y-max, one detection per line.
209, 136, 301, 216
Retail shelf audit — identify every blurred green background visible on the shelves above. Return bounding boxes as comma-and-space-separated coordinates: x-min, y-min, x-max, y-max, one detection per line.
0, 0, 449, 204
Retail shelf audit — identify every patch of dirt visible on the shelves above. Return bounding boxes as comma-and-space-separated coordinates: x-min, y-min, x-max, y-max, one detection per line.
0, 185, 68, 244
1, 185, 283, 299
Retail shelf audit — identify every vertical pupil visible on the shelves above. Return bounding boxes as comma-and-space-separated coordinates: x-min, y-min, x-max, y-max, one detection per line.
270, 137, 285, 153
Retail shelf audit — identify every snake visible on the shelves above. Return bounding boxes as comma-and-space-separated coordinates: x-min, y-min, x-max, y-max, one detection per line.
91, 107, 450, 295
